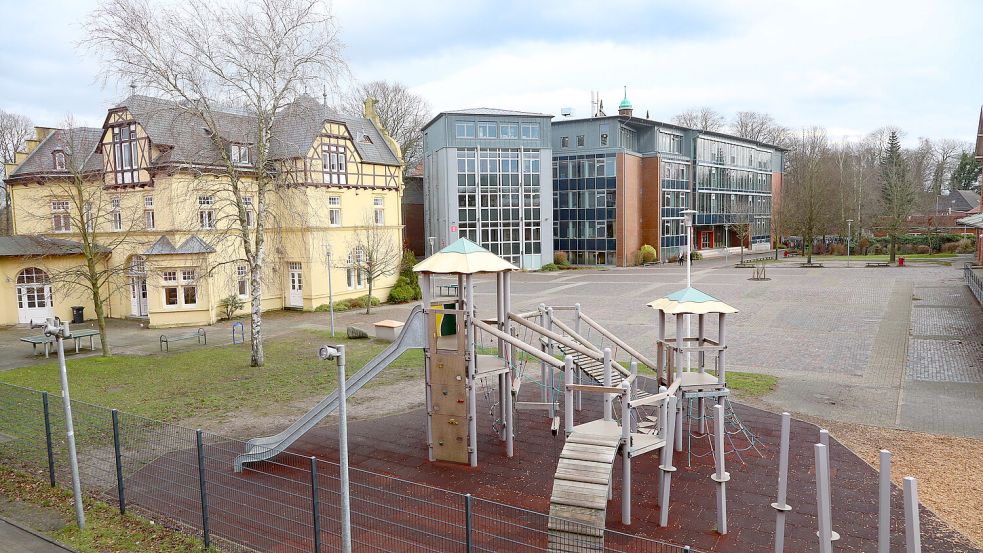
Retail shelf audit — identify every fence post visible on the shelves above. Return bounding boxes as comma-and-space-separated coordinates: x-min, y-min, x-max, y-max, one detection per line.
310, 456, 321, 553
903, 477, 921, 553
195, 429, 210, 550
42, 391, 55, 487
879, 450, 891, 553
464, 493, 473, 553
111, 409, 125, 515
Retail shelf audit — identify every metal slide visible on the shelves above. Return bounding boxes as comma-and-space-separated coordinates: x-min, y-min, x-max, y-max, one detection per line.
234, 305, 427, 472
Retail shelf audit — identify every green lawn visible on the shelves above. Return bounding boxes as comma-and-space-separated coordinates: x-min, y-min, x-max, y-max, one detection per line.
0, 330, 422, 423
810, 253, 957, 261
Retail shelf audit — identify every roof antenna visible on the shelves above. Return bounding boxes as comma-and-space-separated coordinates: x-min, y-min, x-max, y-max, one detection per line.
130, 82, 137, 95
322, 86, 328, 107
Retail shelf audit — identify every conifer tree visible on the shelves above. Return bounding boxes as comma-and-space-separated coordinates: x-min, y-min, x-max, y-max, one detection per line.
880, 131, 916, 262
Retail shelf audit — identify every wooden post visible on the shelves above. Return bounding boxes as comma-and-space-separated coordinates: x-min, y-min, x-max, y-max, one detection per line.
674, 314, 684, 452
698, 315, 706, 433
772, 413, 792, 553
421, 273, 434, 461
659, 395, 678, 527
603, 348, 613, 421
903, 477, 921, 553
879, 450, 891, 553
466, 273, 477, 467
717, 313, 727, 385
657, 310, 666, 385
711, 403, 729, 534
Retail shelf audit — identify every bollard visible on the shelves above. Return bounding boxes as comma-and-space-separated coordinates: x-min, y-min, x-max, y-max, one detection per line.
772, 413, 792, 553
815, 443, 832, 553
879, 450, 891, 553
310, 457, 321, 553
195, 429, 210, 550
904, 477, 921, 553
111, 409, 126, 515
564, 356, 574, 435
464, 493, 474, 553
42, 392, 55, 487
818, 429, 839, 541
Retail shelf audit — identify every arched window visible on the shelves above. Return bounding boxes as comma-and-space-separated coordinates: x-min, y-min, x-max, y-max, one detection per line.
129, 255, 146, 275
17, 267, 50, 285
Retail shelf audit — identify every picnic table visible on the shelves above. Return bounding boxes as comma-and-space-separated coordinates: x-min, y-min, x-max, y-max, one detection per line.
20, 329, 100, 358
436, 283, 459, 297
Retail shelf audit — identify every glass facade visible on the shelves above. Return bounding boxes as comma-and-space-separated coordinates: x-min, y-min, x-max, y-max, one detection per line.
552, 153, 617, 265
456, 148, 542, 266
660, 161, 690, 260
694, 137, 773, 247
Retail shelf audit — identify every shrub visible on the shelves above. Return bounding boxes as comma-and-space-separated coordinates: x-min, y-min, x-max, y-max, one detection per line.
915, 245, 932, 254
869, 244, 883, 255
317, 295, 381, 313
540, 263, 560, 272
690, 251, 703, 261
899, 244, 916, 255
553, 251, 569, 266
941, 241, 960, 253
639, 244, 657, 264
830, 243, 846, 256
858, 237, 871, 254
957, 238, 975, 253
218, 294, 245, 320
388, 276, 420, 303
668, 255, 678, 263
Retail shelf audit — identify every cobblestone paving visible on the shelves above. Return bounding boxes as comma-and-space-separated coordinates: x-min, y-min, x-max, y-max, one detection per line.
907, 339, 983, 382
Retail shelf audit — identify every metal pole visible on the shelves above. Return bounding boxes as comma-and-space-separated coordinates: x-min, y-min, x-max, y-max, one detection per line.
815, 443, 832, 553
195, 429, 210, 549
621, 380, 631, 525
51, 320, 84, 529
310, 456, 322, 553
564, 355, 574, 435
658, 395, 677, 527
336, 345, 353, 553
111, 409, 126, 515
879, 450, 891, 553
818, 429, 839, 542
846, 220, 853, 268
772, 412, 792, 553
712, 403, 728, 535
464, 493, 474, 553
903, 477, 921, 553
602, 348, 613, 421
327, 248, 335, 337
574, 303, 582, 411
42, 391, 55, 487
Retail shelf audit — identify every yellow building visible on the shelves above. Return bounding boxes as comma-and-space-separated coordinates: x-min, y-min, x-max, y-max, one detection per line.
1, 95, 404, 328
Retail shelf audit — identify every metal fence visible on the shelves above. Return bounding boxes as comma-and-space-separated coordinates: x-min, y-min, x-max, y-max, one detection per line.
965, 261, 983, 305
0, 382, 699, 553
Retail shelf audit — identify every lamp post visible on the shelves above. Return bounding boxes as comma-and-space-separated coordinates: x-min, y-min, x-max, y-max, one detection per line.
846, 219, 853, 268
427, 236, 435, 257
724, 222, 730, 264
681, 209, 697, 372
326, 246, 335, 337
319, 345, 351, 553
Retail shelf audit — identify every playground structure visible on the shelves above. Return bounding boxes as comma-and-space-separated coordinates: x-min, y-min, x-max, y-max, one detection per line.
235, 238, 756, 548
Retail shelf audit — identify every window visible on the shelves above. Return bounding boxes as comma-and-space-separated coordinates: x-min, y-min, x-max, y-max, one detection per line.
621, 127, 637, 151
659, 131, 683, 154
111, 197, 122, 231
230, 144, 250, 165
328, 195, 341, 226
112, 123, 139, 184
500, 123, 518, 139
144, 195, 155, 230
237, 265, 248, 297
53, 151, 66, 171
243, 196, 254, 228
359, 133, 373, 144
181, 269, 197, 305
561, 136, 570, 148
198, 196, 214, 229
51, 200, 71, 232
477, 121, 497, 139
373, 196, 385, 225
520, 123, 540, 140
600, 124, 610, 147
162, 270, 178, 306
455, 121, 475, 138
83, 202, 94, 232
322, 144, 348, 185
346, 248, 366, 289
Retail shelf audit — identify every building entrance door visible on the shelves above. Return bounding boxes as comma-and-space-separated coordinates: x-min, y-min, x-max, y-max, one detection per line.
16, 268, 53, 324
131, 278, 149, 317
288, 262, 303, 308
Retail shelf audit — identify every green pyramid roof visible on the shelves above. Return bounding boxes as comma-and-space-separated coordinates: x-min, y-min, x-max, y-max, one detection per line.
619, 87, 632, 110
440, 237, 490, 254
665, 287, 718, 303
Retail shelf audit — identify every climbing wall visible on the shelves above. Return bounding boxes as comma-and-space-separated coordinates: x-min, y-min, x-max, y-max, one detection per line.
547, 432, 620, 552
430, 352, 469, 463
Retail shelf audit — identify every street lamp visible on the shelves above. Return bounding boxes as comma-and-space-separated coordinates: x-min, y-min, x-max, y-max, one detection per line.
846, 219, 853, 268
319, 344, 352, 553
326, 246, 335, 337
681, 209, 697, 373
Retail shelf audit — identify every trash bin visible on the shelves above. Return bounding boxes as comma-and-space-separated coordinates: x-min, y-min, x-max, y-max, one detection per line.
898, 257, 905, 267
71, 306, 84, 324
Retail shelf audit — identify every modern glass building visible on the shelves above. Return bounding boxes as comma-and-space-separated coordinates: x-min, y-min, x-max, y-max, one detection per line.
422, 109, 553, 269
551, 96, 784, 265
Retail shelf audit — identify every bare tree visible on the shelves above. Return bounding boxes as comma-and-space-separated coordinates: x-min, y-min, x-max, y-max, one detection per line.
785, 127, 835, 265
348, 215, 400, 315
929, 138, 964, 196
38, 121, 143, 356
671, 107, 726, 132
0, 110, 33, 234
342, 80, 430, 169
731, 197, 754, 263
86, 0, 346, 367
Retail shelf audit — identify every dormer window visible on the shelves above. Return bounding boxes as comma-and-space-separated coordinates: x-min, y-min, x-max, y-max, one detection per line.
230, 144, 250, 165
359, 133, 372, 144
112, 123, 139, 184
53, 150, 66, 171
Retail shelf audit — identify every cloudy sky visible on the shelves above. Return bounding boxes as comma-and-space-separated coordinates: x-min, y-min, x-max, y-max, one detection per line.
2, 0, 980, 144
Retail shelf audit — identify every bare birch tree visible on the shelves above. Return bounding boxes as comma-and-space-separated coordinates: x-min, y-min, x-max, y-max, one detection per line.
348, 215, 400, 315
86, 0, 347, 367
342, 80, 431, 170
1, 110, 33, 234
785, 127, 834, 265
731, 197, 754, 264
671, 107, 726, 132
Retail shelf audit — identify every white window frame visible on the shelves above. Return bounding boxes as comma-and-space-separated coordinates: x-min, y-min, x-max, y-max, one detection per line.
455, 121, 475, 139
144, 195, 155, 230
53, 150, 66, 171
230, 144, 250, 165
373, 196, 385, 226
322, 144, 348, 185
237, 265, 248, 297
198, 196, 215, 229
243, 196, 254, 228
520, 122, 540, 140
51, 200, 71, 233
328, 195, 341, 227
477, 121, 497, 139
181, 269, 197, 306
111, 197, 122, 231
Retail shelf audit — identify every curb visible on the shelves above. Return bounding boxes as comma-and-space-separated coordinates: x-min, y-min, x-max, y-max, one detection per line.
0, 514, 78, 552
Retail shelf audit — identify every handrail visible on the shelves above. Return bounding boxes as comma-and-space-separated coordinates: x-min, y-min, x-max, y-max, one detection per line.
548, 316, 633, 379
629, 379, 680, 409
565, 383, 627, 396
579, 312, 659, 371
473, 319, 564, 369
512, 310, 542, 320
507, 312, 602, 361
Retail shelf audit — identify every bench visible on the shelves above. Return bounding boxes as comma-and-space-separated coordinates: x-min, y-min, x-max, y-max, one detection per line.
865, 262, 890, 268
160, 328, 206, 352
20, 329, 100, 358
799, 262, 824, 268
436, 283, 459, 297
373, 320, 404, 341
